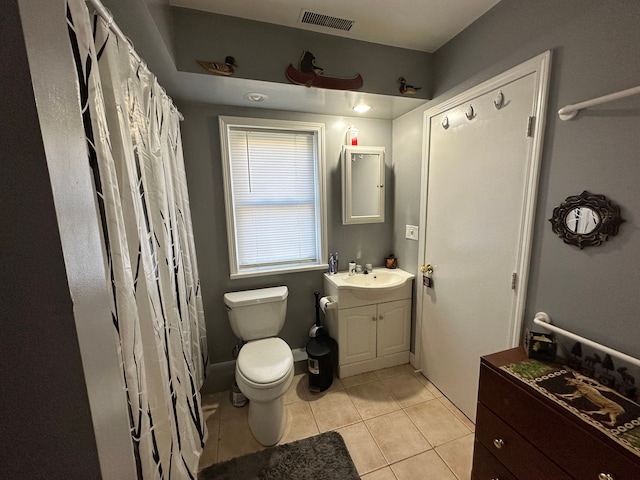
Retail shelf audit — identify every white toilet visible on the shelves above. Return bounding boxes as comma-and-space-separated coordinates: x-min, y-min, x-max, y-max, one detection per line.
224, 286, 294, 446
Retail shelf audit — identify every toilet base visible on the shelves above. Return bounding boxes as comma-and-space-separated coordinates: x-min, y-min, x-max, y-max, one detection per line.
247, 395, 286, 446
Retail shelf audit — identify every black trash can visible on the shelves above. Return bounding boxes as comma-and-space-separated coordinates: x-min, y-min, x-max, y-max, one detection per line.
306, 335, 337, 393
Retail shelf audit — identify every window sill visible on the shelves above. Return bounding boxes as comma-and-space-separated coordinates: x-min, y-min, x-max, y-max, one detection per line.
230, 263, 329, 280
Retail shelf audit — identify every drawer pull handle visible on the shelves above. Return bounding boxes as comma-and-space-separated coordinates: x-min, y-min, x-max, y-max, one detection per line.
598, 474, 613, 480
493, 438, 504, 450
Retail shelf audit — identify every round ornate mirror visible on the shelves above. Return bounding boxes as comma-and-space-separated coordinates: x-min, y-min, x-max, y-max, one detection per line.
549, 191, 624, 249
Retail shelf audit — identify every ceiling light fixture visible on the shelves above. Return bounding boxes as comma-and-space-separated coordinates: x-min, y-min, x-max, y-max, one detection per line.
244, 92, 268, 102
353, 104, 371, 113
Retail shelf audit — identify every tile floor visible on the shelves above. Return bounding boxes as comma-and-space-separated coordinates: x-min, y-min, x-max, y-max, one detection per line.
199, 364, 476, 479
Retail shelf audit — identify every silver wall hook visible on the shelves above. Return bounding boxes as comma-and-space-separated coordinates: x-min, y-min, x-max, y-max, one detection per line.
465, 105, 475, 120
441, 116, 449, 129
494, 91, 505, 109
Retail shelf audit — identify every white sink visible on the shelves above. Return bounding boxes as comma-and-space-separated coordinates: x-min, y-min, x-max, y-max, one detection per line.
324, 268, 414, 307
342, 271, 404, 288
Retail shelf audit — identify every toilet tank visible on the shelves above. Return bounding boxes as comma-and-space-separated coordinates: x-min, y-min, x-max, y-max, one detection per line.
224, 286, 288, 341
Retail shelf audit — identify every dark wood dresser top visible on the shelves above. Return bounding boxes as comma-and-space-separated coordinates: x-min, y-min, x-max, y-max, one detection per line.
473, 347, 640, 480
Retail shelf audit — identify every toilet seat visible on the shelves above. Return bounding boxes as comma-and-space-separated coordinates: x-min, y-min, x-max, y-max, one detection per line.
237, 337, 293, 386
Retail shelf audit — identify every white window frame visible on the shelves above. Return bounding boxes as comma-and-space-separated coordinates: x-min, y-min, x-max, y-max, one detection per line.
219, 116, 328, 278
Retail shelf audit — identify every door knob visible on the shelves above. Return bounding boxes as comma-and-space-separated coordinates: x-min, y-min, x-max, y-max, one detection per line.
420, 264, 434, 274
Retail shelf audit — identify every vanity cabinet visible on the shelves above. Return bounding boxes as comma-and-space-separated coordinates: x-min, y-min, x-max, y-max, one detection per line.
323, 272, 413, 378
472, 348, 640, 480
338, 299, 411, 366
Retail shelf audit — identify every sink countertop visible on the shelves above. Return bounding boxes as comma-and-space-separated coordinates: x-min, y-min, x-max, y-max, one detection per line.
324, 267, 414, 289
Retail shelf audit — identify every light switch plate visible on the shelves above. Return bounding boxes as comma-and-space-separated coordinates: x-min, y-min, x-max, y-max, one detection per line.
405, 224, 419, 241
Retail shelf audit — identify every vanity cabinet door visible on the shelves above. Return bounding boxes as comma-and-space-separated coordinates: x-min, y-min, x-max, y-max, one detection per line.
377, 299, 411, 357
339, 305, 377, 365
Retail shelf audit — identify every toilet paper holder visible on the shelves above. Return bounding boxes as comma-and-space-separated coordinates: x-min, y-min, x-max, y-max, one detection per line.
319, 296, 337, 313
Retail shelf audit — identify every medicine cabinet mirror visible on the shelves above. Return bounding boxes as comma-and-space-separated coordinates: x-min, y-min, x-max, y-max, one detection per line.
342, 145, 385, 224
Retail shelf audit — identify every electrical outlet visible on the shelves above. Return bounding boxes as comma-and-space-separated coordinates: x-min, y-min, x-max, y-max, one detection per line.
405, 224, 419, 241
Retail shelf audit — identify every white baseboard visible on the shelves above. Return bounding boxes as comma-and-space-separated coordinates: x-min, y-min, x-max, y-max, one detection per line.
292, 347, 308, 362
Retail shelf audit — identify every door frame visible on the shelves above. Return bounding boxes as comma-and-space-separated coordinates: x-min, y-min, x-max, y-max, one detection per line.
414, 51, 552, 370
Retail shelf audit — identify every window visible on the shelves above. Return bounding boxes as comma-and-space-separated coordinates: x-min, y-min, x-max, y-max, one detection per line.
219, 116, 327, 278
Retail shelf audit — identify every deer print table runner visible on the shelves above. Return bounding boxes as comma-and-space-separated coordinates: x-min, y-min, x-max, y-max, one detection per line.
501, 359, 640, 458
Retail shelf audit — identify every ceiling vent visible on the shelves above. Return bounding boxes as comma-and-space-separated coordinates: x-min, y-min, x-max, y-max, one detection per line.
299, 10, 355, 32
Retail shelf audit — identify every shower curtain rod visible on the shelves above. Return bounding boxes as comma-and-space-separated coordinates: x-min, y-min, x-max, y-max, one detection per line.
84, 0, 184, 121
533, 312, 640, 368
558, 84, 640, 120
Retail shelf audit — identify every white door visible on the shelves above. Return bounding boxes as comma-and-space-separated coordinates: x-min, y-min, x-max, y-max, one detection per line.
419, 54, 551, 422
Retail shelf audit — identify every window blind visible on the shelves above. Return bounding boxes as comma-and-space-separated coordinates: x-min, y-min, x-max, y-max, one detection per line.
228, 128, 320, 271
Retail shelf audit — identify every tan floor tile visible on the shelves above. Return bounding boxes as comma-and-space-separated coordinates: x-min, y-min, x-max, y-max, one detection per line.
365, 410, 431, 464
303, 374, 345, 398
405, 399, 470, 447
198, 392, 222, 470
374, 363, 414, 380
435, 433, 475, 480
391, 450, 458, 480
308, 390, 361, 432
438, 396, 475, 433
218, 390, 248, 421
361, 466, 397, 480
217, 408, 264, 462
210, 365, 472, 480
413, 372, 444, 397
346, 382, 401, 420
341, 371, 379, 388
284, 373, 309, 404
381, 373, 436, 407
278, 401, 319, 444
338, 423, 387, 475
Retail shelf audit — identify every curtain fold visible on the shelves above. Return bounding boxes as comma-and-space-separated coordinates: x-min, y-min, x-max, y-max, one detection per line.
66, 1, 208, 478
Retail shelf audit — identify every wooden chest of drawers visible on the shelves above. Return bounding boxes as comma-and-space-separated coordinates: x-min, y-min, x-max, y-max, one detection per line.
472, 348, 640, 480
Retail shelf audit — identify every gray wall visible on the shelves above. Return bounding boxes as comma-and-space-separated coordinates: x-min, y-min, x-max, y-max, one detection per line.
2, 3, 100, 476
173, 7, 432, 99
392, 107, 425, 350
178, 102, 394, 388
3, 0, 123, 477
12, 0, 140, 477
396, 0, 640, 363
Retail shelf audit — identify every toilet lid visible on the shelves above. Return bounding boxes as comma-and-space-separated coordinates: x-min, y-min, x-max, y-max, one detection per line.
237, 337, 293, 384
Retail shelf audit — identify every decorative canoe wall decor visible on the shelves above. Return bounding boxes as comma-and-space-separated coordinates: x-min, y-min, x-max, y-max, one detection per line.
286, 50, 363, 90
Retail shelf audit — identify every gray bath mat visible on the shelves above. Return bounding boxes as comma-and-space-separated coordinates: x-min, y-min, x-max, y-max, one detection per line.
198, 431, 360, 480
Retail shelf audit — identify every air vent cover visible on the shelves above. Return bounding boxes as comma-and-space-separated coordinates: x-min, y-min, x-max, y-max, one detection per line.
299, 10, 355, 31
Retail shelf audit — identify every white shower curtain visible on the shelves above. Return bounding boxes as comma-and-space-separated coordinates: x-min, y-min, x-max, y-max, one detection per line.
66, 1, 208, 478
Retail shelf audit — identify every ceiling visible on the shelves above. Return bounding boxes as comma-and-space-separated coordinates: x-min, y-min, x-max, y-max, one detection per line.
168, 0, 500, 53
166, 0, 501, 118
